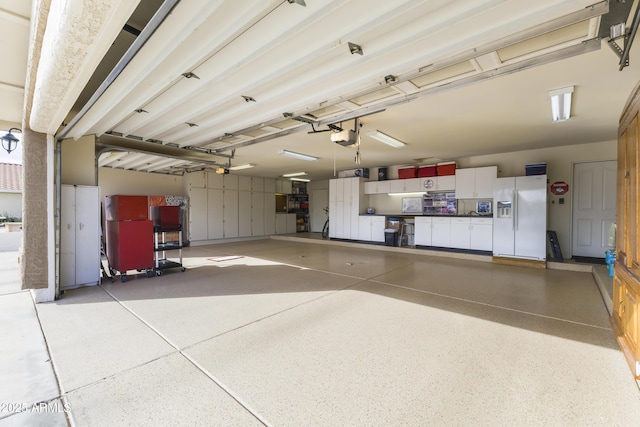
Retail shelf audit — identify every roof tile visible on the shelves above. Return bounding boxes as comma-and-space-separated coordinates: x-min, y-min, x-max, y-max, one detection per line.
0, 163, 23, 191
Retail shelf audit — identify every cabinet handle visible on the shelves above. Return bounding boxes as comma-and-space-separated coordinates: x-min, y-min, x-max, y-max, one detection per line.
618, 301, 624, 307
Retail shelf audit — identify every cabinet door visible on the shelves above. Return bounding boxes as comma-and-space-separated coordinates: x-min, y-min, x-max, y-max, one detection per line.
329, 200, 338, 238
275, 214, 287, 234
207, 189, 224, 239
389, 179, 405, 193
624, 285, 638, 355
336, 179, 345, 201
251, 177, 264, 192
364, 181, 377, 194
431, 218, 451, 247
414, 218, 432, 246
286, 214, 297, 234
264, 178, 276, 193
224, 174, 239, 190
436, 175, 456, 191
238, 191, 252, 237
189, 187, 208, 241
75, 186, 100, 286
475, 166, 497, 199
207, 173, 224, 189
404, 178, 422, 192
186, 171, 207, 189
223, 190, 238, 238
450, 218, 471, 249
329, 179, 338, 202
470, 220, 493, 251
613, 275, 625, 326
358, 217, 372, 241
371, 217, 386, 242
60, 185, 76, 287
252, 192, 265, 236
264, 193, 276, 235
455, 168, 475, 199
377, 180, 391, 194
238, 175, 251, 192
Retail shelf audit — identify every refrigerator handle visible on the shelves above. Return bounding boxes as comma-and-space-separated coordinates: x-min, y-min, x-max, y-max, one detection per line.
513, 190, 518, 231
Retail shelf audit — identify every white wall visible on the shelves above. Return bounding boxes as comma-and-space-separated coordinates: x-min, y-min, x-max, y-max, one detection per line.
61, 135, 96, 185
98, 167, 185, 198
0, 192, 22, 219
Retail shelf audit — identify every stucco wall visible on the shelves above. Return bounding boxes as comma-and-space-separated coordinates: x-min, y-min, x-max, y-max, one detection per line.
0, 192, 22, 219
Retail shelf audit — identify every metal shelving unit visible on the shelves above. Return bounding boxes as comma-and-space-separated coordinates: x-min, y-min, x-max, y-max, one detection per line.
153, 225, 185, 276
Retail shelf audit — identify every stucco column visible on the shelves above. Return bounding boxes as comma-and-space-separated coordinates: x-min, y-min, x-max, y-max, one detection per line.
20, 127, 49, 290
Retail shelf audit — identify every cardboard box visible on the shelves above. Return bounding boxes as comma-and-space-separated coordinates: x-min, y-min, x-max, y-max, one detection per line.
398, 167, 418, 179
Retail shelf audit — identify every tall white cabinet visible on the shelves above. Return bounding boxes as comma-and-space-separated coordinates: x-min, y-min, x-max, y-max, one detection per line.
185, 172, 275, 242
329, 177, 368, 239
60, 185, 101, 290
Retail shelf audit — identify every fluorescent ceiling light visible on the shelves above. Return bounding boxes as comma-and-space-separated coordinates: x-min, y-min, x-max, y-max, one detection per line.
289, 177, 310, 182
279, 150, 318, 161
228, 163, 255, 171
549, 86, 574, 122
366, 130, 406, 148
282, 171, 307, 177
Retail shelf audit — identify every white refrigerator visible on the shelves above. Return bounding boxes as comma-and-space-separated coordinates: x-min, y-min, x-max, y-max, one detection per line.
493, 175, 547, 260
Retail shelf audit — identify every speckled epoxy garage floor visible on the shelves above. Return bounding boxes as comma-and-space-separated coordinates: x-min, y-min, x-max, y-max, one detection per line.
4, 238, 640, 426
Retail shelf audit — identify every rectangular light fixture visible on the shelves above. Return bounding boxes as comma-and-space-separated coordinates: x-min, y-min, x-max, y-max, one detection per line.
366, 130, 406, 148
289, 177, 310, 182
388, 192, 426, 196
549, 86, 574, 122
279, 150, 318, 161
282, 171, 307, 177
228, 163, 255, 171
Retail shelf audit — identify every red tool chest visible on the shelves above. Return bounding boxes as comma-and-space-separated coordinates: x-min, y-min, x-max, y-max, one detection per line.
105, 220, 154, 274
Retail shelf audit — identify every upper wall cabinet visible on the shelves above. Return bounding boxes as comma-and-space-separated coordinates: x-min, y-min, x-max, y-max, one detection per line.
455, 166, 497, 199
422, 176, 455, 192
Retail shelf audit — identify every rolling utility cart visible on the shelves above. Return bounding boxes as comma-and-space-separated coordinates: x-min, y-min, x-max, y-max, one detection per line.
151, 206, 185, 276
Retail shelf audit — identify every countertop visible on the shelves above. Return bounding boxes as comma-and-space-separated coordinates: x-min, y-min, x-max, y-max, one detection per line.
360, 213, 494, 218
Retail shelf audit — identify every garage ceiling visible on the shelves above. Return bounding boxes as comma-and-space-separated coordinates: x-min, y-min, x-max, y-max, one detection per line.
3, 0, 640, 180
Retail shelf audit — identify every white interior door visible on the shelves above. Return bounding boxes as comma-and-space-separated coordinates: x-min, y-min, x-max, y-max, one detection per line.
310, 189, 328, 232
572, 161, 617, 258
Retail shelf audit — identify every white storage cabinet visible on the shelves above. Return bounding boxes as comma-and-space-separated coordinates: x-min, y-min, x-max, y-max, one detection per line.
60, 185, 101, 290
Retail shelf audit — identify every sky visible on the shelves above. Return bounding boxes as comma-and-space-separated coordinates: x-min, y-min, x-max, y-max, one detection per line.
0, 132, 22, 164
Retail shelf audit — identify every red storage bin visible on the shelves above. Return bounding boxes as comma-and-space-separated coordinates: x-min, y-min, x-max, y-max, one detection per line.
398, 166, 418, 179
418, 165, 437, 177
105, 195, 149, 221
437, 162, 457, 176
